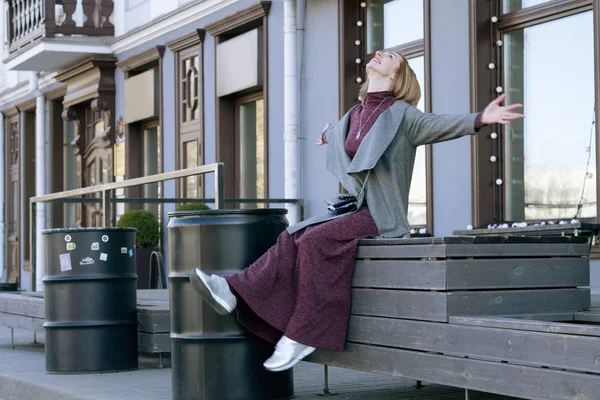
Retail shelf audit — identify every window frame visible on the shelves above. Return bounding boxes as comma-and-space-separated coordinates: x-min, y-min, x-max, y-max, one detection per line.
469, 0, 600, 226
340, 0, 433, 233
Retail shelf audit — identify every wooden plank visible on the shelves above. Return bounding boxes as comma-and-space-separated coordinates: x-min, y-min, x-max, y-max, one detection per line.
138, 332, 170, 353
346, 315, 600, 374
307, 343, 600, 400
356, 245, 447, 259
359, 236, 474, 245
444, 243, 590, 258
449, 316, 600, 337
0, 294, 45, 318
137, 307, 170, 333
351, 289, 447, 322
445, 258, 590, 289
574, 311, 600, 323
352, 260, 446, 290
0, 312, 44, 332
447, 288, 590, 317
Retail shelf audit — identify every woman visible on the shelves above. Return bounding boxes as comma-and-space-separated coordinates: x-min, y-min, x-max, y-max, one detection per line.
190, 50, 524, 372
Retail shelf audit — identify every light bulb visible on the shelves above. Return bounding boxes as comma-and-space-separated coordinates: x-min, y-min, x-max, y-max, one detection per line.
580, 197, 586, 204
358, 96, 363, 102
355, 58, 362, 64
360, 2, 367, 7
490, 156, 497, 162
496, 86, 503, 93
488, 63, 495, 70
410, 228, 416, 234
587, 172, 594, 179
357, 21, 363, 27
491, 16, 498, 23
467, 224, 473, 230
419, 228, 427, 234
585, 146, 591, 152
496, 40, 503, 47
491, 132, 498, 139
355, 40, 361, 46
496, 178, 503, 185
356, 77, 363, 83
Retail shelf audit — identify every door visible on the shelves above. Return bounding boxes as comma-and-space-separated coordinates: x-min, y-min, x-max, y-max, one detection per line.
6, 116, 20, 283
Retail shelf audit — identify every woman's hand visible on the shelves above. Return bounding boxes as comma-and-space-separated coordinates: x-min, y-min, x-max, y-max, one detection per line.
315, 122, 331, 146
481, 94, 524, 125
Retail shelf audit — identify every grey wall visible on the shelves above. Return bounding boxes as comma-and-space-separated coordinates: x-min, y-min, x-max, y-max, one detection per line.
300, 0, 339, 220
429, 0, 473, 237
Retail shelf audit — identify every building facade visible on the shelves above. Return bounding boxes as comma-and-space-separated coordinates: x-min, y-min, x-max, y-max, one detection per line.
0, 0, 599, 293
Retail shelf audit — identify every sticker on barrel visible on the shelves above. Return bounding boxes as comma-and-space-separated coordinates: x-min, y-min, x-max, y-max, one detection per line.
100, 253, 108, 261
128, 249, 134, 257
121, 247, 127, 254
64, 235, 72, 243
59, 253, 72, 272
66, 243, 76, 251
91, 242, 99, 251
101, 235, 109, 243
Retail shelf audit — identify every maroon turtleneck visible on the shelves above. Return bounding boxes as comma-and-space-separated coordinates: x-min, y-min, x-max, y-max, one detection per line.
345, 91, 396, 158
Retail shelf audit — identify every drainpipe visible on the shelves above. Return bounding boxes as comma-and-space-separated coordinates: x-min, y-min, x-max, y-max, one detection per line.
30, 72, 46, 292
284, 0, 299, 225
0, 112, 4, 282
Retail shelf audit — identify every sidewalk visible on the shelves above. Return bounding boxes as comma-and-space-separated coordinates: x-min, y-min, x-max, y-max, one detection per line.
0, 329, 515, 400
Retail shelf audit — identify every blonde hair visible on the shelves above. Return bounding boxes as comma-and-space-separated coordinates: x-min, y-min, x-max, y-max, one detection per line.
358, 51, 421, 107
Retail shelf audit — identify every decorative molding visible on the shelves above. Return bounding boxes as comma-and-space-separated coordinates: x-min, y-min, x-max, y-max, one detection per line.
55, 55, 118, 83
3, 106, 20, 117
205, 1, 271, 36
116, 45, 166, 72
167, 29, 206, 52
17, 98, 37, 112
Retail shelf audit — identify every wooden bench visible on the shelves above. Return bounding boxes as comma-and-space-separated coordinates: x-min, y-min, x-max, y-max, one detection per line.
307, 235, 600, 400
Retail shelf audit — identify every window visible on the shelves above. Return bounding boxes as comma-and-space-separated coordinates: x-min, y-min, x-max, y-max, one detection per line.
237, 95, 266, 207
470, 0, 598, 226
365, 0, 424, 53
343, 0, 431, 230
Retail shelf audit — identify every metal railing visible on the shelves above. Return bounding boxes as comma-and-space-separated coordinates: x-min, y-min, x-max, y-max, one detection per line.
28, 163, 302, 292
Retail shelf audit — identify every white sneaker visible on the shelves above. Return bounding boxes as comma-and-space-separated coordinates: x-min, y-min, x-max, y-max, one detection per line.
189, 268, 237, 315
263, 336, 316, 372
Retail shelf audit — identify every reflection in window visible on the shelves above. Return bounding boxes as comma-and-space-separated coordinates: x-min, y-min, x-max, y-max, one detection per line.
88, 161, 96, 186
366, 0, 423, 54
184, 140, 198, 198
503, 11, 595, 220
503, 0, 553, 14
407, 56, 426, 226
239, 98, 266, 207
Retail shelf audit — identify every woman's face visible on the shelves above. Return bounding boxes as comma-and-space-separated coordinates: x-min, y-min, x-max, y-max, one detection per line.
366, 51, 402, 80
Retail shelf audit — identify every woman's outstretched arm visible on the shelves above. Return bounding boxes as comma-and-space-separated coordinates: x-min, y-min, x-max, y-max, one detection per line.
404, 94, 523, 147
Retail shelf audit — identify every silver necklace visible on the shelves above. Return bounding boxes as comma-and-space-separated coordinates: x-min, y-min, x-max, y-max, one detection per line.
356, 97, 389, 139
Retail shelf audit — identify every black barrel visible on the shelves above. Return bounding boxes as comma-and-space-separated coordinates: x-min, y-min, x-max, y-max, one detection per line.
168, 209, 294, 400
43, 228, 138, 374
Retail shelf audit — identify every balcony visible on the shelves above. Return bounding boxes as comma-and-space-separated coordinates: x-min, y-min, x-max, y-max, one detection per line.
4, 0, 114, 71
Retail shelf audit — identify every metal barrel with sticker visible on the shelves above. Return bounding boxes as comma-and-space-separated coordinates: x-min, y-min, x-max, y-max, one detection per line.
168, 209, 293, 400
42, 227, 138, 374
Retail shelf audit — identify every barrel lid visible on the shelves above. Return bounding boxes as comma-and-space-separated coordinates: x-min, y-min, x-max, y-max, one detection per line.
168, 208, 288, 218
42, 227, 136, 234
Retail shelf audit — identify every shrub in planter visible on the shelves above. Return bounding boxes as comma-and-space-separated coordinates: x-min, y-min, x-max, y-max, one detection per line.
116, 210, 159, 289
175, 202, 211, 212
116, 209, 159, 248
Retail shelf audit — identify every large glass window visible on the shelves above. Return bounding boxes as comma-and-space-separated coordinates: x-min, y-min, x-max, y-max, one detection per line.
503, 11, 595, 220
366, 0, 423, 54
407, 55, 427, 226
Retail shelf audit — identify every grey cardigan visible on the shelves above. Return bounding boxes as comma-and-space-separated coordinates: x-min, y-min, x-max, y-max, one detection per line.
287, 100, 479, 237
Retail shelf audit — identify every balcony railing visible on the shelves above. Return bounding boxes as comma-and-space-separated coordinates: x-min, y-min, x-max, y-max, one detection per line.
6, 0, 114, 56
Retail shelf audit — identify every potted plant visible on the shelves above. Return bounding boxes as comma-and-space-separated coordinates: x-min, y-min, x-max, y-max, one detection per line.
175, 202, 211, 211
117, 209, 159, 289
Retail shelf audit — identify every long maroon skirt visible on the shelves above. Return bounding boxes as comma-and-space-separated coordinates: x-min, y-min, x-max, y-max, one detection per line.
225, 206, 379, 351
